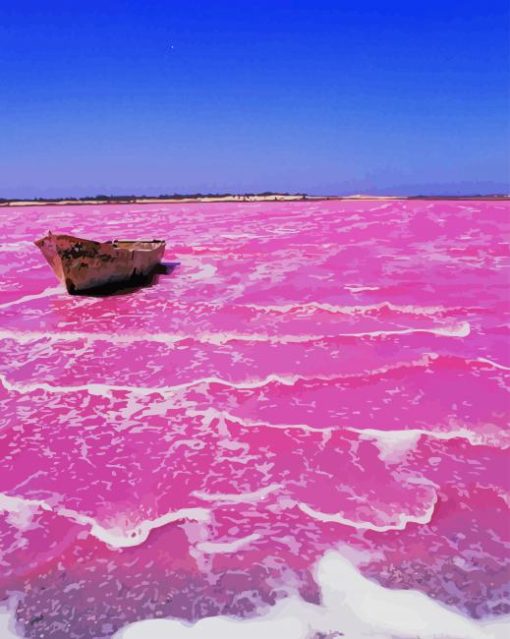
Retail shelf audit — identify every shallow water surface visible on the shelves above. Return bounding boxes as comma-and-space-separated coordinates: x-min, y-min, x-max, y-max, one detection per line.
0, 199, 509, 638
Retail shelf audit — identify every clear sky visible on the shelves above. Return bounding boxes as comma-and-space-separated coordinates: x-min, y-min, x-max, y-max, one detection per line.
1, 0, 509, 197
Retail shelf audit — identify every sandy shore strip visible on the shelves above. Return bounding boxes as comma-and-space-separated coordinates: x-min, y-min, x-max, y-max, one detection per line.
1, 194, 508, 207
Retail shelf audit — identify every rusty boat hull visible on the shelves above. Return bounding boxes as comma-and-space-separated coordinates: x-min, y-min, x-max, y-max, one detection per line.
35, 233, 166, 293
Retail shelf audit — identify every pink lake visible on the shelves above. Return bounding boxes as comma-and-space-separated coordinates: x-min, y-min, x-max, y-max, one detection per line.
0, 199, 509, 638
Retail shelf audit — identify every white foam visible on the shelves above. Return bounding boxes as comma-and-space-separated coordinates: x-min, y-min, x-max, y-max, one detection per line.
0, 285, 61, 310
1, 240, 37, 252
345, 285, 381, 292
192, 483, 281, 504
245, 300, 453, 317
475, 357, 510, 371
346, 321, 470, 338
0, 596, 23, 639
0, 371, 301, 397
0, 328, 187, 346
115, 610, 307, 639
188, 264, 217, 280
0, 353, 441, 398
0, 492, 210, 548
0, 321, 471, 348
114, 549, 510, 639
195, 533, 261, 554
353, 428, 423, 462
298, 491, 437, 532
349, 426, 510, 462
189, 407, 334, 435
316, 551, 509, 639
62, 507, 211, 548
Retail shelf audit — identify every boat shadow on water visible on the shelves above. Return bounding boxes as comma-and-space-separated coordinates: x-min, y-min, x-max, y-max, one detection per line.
71, 261, 181, 297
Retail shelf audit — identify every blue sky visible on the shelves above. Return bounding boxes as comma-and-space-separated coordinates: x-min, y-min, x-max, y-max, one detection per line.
1, 0, 508, 197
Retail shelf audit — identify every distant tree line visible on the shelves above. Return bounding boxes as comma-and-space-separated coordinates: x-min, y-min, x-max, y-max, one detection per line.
0, 192, 308, 203
1, 193, 506, 204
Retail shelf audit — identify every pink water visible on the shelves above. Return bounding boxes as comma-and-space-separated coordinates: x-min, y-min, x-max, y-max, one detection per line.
0, 199, 509, 638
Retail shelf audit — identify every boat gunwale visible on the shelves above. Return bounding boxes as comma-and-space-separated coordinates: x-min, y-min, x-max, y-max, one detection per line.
34, 233, 166, 252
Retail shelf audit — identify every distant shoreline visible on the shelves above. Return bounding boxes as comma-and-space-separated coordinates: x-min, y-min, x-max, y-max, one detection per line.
1, 193, 508, 207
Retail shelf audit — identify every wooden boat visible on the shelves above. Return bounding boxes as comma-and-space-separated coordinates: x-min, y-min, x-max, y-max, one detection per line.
35, 232, 166, 293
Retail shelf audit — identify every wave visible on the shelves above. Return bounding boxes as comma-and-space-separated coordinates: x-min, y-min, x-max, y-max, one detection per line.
195, 533, 261, 554
195, 409, 509, 452
297, 491, 437, 532
0, 371, 302, 397
0, 286, 61, 310
4, 349, 506, 403
187, 264, 217, 280
1, 241, 36, 252
0, 492, 210, 548
344, 284, 381, 292
474, 357, 510, 371
192, 407, 334, 435
0, 328, 188, 346
192, 483, 281, 504
0, 352, 477, 398
243, 300, 467, 317
114, 548, 510, 639
326, 321, 471, 338
347, 426, 510, 462
0, 321, 471, 348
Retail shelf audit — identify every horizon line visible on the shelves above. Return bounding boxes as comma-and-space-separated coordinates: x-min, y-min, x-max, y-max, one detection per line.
1, 192, 509, 207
